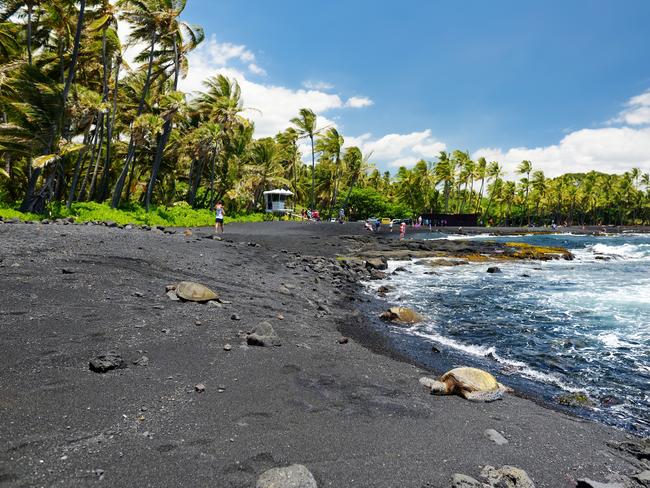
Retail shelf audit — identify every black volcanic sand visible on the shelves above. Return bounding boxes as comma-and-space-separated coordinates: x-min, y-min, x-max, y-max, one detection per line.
0, 220, 646, 487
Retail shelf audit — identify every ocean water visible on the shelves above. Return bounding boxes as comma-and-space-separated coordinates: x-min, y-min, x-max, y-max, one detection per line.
368, 232, 650, 434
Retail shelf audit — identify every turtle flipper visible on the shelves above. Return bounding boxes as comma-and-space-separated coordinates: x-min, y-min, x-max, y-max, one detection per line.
462, 389, 503, 402
419, 377, 449, 395
497, 382, 513, 394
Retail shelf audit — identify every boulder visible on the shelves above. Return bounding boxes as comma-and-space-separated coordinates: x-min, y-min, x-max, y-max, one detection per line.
247, 321, 281, 347
365, 257, 388, 270
481, 465, 535, 488
89, 353, 126, 373
451, 474, 482, 488
380, 307, 424, 324
484, 428, 508, 445
256, 464, 317, 488
487, 266, 502, 273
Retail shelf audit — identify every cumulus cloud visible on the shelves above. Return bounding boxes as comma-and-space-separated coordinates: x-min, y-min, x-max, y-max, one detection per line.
179, 39, 373, 137
613, 90, 650, 126
302, 80, 335, 90
346, 130, 447, 169
345, 96, 374, 108
248, 63, 267, 76
474, 126, 650, 178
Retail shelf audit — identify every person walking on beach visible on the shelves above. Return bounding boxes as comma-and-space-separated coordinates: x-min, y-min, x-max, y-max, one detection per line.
214, 201, 225, 233
399, 221, 406, 240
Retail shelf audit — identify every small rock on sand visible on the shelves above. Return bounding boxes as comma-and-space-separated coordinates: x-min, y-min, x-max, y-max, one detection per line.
195, 383, 206, 393
633, 471, 650, 487
481, 465, 534, 488
231, 314, 241, 321
89, 353, 126, 373
451, 474, 482, 488
132, 355, 149, 366
337, 337, 349, 344
576, 480, 626, 488
484, 428, 508, 445
256, 464, 317, 488
247, 321, 281, 347
223, 344, 232, 351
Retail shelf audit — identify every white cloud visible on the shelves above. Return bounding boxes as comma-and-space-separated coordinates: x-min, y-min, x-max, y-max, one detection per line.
179, 39, 373, 137
302, 80, 334, 90
346, 130, 447, 168
474, 126, 650, 178
345, 96, 374, 108
613, 90, 650, 126
248, 63, 267, 76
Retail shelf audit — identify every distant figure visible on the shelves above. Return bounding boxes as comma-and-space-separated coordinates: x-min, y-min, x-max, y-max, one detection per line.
214, 201, 225, 233
312, 210, 320, 221
365, 220, 374, 232
418, 216, 423, 227
307, 209, 312, 220
389, 220, 394, 232
301, 209, 307, 221
338, 207, 345, 223
400, 222, 406, 240
374, 219, 380, 232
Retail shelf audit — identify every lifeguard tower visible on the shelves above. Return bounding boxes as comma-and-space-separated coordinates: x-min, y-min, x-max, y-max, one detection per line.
263, 189, 294, 216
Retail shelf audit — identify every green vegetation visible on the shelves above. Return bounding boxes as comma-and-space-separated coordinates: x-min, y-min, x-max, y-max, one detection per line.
0, 1, 648, 225
0, 202, 267, 226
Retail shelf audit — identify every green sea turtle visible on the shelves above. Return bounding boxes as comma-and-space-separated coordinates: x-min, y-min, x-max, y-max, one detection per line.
380, 307, 424, 324
419, 367, 511, 402
169, 281, 219, 302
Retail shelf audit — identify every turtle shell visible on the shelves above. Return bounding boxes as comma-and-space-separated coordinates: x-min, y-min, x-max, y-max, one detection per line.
175, 281, 219, 302
384, 307, 424, 324
442, 367, 498, 392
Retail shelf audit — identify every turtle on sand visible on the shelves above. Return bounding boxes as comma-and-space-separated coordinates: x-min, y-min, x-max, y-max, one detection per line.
419, 367, 512, 402
167, 281, 219, 302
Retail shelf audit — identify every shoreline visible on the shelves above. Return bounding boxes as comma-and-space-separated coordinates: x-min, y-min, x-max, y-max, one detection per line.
1, 220, 648, 487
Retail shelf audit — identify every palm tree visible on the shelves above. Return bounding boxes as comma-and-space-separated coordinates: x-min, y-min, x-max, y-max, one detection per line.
483, 161, 503, 222
290, 108, 317, 210
111, 0, 162, 208
145, 0, 203, 210
516, 160, 532, 225
434, 151, 454, 213
315, 127, 344, 218
474, 157, 487, 213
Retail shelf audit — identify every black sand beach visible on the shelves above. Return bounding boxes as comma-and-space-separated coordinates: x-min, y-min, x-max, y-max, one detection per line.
0, 220, 647, 487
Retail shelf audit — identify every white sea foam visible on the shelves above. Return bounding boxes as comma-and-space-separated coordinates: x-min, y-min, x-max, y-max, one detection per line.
590, 243, 650, 259
404, 328, 581, 392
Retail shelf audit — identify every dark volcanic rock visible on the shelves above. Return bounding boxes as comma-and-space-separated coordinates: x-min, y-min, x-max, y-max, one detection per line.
365, 257, 388, 270
89, 353, 126, 373
487, 266, 502, 273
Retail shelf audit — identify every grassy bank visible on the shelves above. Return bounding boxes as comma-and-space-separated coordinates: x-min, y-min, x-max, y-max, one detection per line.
0, 202, 273, 227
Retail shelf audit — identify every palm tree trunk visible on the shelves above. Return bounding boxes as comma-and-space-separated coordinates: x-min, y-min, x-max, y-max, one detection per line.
61, 0, 85, 111
26, 3, 32, 65
98, 56, 121, 201
66, 128, 91, 208
87, 114, 105, 200
145, 37, 180, 211
112, 32, 157, 208
79, 120, 101, 200
310, 135, 315, 210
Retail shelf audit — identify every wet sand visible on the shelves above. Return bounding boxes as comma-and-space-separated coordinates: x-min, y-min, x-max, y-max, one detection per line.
0, 220, 646, 487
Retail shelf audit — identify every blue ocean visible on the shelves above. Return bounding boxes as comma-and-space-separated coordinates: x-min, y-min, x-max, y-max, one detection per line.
368, 232, 650, 434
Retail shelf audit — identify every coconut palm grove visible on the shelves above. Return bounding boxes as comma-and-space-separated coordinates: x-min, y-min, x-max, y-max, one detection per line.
0, 0, 649, 226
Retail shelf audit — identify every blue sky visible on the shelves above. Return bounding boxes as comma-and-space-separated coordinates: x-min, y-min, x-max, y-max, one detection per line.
172, 0, 650, 176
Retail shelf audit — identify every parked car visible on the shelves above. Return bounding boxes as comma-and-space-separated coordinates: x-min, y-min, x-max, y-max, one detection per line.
381, 217, 391, 225
390, 219, 402, 226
